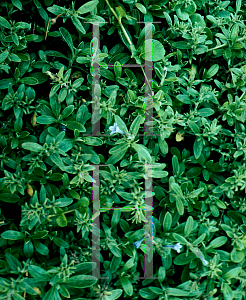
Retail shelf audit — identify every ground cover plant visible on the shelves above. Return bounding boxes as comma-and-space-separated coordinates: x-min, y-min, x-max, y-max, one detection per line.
0, 0, 246, 299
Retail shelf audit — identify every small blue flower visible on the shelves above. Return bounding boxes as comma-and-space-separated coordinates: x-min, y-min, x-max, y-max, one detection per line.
61, 125, 66, 131
163, 243, 182, 253
195, 250, 209, 266
200, 257, 209, 266
133, 237, 145, 249
109, 123, 125, 135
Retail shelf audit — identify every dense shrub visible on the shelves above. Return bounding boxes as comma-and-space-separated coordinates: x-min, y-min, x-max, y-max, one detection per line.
0, 0, 246, 299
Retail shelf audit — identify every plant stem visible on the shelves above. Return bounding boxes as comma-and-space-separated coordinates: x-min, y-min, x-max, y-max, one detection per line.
208, 36, 246, 52
105, 0, 152, 94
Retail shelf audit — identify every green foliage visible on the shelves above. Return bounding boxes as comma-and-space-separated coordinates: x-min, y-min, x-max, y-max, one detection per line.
0, 0, 246, 299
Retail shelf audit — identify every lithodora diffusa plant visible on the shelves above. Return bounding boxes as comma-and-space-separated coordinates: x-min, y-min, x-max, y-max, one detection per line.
1, 0, 246, 299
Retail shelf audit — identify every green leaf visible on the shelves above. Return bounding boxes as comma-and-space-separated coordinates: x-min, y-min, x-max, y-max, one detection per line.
55, 197, 73, 207
37, 7, 49, 24
108, 242, 122, 257
42, 286, 56, 300
59, 27, 74, 55
120, 276, 133, 296
11, 0, 22, 10
176, 8, 189, 21
76, 57, 90, 64
19, 77, 39, 85
103, 289, 123, 300
19, 280, 38, 296
61, 275, 97, 288
166, 287, 197, 296
1, 230, 25, 240
176, 94, 191, 104
58, 88, 67, 102
188, 187, 204, 198
111, 210, 121, 228
65, 121, 86, 132
83, 137, 102, 146
190, 13, 206, 27
71, 16, 86, 34
236, 0, 242, 13
184, 216, 194, 237
158, 266, 166, 282
50, 153, 65, 170
22, 142, 43, 152
49, 85, 60, 98
53, 236, 69, 248
6, 253, 22, 272
0, 78, 15, 89
9, 53, 22, 62
137, 23, 155, 49
11, 0, 23, 10
139, 287, 159, 299
129, 115, 142, 136
172, 41, 191, 49
152, 170, 168, 178
45, 50, 68, 60
163, 211, 172, 232
115, 6, 126, 20
171, 183, 183, 197
174, 253, 195, 265
184, 2, 196, 15
61, 105, 74, 119
33, 239, 49, 255
0, 193, 20, 203
0, 50, 9, 63
163, 12, 172, 27
73, 262, 97, 275
193, 138, 203, 159
173, 233, 188, 245
230, 24, 239, 43
149, 287, 163, 295
176, 197, 184, 215
109, 143, 129, 155
31, 230, 49, 239
206, 236, 228, 249
135, 3, 147, 14
158, 137, 168, 155
28, 265, 51, 281
56, 213, 67, 227
100, 68, 115, 81
72, 77, 84, 89
193, 233, 206, 246
0, 16, 11, 29
114, 61, 122, 78
115, 115, 129, 134
132, 143, 152, 163
230, 248, 244, 263
197, 108, 215, 117
139, 39, 165, 62
24, 240, 34, 257
77, 0, 99, 14
188, 120, 200, 134
186, 167, 202, 178
223, 267, 241, 280
36, 115, 56, 124
47, 4, 64, 15
205, 64, 219, 78
222, 283, 233, 300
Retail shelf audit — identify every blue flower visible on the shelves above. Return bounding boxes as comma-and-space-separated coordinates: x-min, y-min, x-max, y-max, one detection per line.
61, 125, 66, 131
109, 123, 125, 135
163, 243, 182, 253
200, 257, 209, 266
195, 250, 209, 266
133, 237, 145, 249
